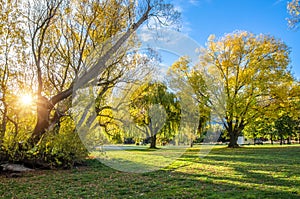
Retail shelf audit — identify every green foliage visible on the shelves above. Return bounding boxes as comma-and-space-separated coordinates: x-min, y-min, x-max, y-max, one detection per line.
0, 97, 36, 162
275, 114, 297, 139
129, 82, 181, 147
243, 116, 276, 139
2, 116, 88, 168
31, 117, 88, 168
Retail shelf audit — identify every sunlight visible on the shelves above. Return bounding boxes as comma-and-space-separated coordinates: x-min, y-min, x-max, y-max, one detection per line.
20, 94, 33, 105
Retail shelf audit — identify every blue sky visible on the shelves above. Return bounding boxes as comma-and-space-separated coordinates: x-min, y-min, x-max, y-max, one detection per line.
171, 0, 300, 78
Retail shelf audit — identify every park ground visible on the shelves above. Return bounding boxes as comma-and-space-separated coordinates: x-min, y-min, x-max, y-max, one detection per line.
0, 145, 300, 198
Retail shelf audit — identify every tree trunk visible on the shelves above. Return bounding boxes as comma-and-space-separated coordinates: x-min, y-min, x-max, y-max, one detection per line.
0, 109, 7, 145
228, 133, 239, 148
31, 96, 52, 144
270, 135, 273, 145
280, 135, 283, 145
287, 136, 291, 144
226, 119, 243, 148
0, 97, 8, 145
226, 123, 240, 148
150, 134, 157, 149
190, 139, 194, 147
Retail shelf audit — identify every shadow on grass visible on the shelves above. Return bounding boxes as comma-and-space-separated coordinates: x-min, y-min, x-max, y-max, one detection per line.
172, 146, 300, 198
80, 146, 300, 198
0, 146, 299, 198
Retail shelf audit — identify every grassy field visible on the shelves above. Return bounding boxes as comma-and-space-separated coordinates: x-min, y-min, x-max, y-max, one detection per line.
1, 144, 300, 198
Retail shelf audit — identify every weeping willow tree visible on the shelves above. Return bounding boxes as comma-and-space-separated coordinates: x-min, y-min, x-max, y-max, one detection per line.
129, 82, 181, 149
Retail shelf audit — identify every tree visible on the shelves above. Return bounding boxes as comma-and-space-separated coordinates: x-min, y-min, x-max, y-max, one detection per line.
0, 0, 28, 144
129, 82, 181, 148
275, 114, 297, 144
287, 0, 300, 29
167, 57, 211, 145
26, 0, 180, 146
94, 52, 156, 144
243, 81, 300, 144
0, 0, 180, 166
243, 116, 277, 143
193, 31, 294, 148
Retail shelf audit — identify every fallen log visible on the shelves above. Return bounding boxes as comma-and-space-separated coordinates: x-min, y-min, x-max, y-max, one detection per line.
1, 163, 34, 172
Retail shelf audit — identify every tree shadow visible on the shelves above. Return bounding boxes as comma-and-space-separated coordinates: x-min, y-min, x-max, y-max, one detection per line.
85, 146, 300, 198
2, 147, 299, 198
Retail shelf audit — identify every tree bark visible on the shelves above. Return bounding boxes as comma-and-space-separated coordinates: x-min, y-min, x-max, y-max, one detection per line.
287, 137, 291, 144
270, 135, 273, 145
31, 96, 52, 144
228, 132, 239, 148
0, 93, 8, 145
226, 121, 240, 148
150, 134, 157, 149
0, 105, 7, 145
227, 119, 245, 148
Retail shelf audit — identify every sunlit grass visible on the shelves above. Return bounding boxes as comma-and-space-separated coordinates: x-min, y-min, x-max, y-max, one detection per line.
1, 145, 299, 198
91, 145, 190, 173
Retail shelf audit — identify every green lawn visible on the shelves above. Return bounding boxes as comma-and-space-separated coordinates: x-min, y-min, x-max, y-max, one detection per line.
1, 145, 300, 198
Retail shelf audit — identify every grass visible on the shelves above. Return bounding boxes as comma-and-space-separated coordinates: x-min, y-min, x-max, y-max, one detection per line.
91, 145, 189, 173
1, 144, 300, 198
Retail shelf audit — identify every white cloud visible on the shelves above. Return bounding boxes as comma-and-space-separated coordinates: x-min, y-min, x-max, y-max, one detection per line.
174, 5, 183, 12
189, 0, 200, 6
273, 0, 284, 6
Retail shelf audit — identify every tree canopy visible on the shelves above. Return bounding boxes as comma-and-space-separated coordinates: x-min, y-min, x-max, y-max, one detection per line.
129, 82, 181, 148
288, 0, 300, 29
171, 31, 295, 148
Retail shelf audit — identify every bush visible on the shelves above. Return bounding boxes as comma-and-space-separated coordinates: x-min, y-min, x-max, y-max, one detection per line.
1, 116, 89, 169
29, 117, 89, 168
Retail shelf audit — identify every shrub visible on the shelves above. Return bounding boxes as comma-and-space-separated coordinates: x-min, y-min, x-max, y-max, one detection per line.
1, 116, 89, 169
28, 116, 89, 168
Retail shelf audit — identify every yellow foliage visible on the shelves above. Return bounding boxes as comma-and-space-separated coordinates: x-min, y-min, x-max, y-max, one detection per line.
195, 31, 295, 134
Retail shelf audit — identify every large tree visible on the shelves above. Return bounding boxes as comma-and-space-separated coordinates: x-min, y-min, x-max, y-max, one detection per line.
183, 31, 294, 148
25, 0, 180, 146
